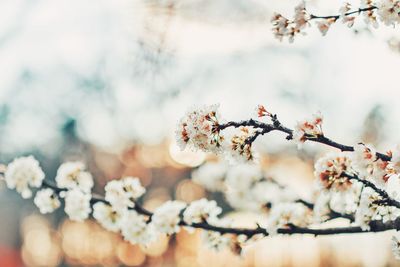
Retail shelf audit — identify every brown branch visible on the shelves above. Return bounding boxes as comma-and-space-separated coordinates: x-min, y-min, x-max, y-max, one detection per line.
309, 6, 377, 21
217, 116, 391, 161
42, 179, 396, 238
344, 173, 400, 209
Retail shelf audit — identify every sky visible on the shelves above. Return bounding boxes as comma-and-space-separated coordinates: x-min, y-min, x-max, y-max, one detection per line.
0, 0, 399, 157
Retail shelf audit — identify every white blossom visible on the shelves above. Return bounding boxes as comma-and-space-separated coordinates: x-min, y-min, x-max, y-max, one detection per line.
34, 188, 60, 214
151, 200, 186, 235
392, 235, 400, 260
120, 210, 156, 245
175, 104, 224, 153
93, 202, 123, 232
292, 112, 323, 147
355, 187, 380, 230
105, 177, 145, 212
64, 188, 92, 222
377, 0, 400, 26
266, 203, 311, 235
183, 198, 222, 224
314, 152, 353, 190
228, 127, 256, 162
201, 217, 233, 251
339, 2, 356, 27
55, 162, 93, 193
191, 162, 227, 192
5, 156, 45, 198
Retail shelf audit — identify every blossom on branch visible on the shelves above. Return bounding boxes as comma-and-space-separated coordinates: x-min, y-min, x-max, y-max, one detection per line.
55, 161, 93, 193
104, 177, 145, 212
34, 188, 61, 214
93, 202, 123, 232
183, 198, 222, 224
272, 0, 400, 41
151, 200, 187, 235
314, 152, 353, 190
292, 112, 323, 147
64, 188, 92, 222
4, 156, 45, 199
266, 203, 312, 235
120, 210, 156, 245
176, 104, 224, 153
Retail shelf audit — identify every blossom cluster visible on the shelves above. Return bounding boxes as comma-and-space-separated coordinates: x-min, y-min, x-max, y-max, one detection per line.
176, 104, 325, 162
5, 105, 400, 259
1, 156, 239, 251
191, 162, 295, 212
272, 0, 400, 42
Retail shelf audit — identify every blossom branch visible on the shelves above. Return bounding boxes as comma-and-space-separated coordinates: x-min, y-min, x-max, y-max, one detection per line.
271, 1, 399, 42
217, 116, 391, 161
37, 179, 400, 238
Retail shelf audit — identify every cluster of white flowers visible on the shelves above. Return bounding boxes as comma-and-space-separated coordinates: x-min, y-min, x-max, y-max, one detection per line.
4, 156, 45, 198
352, 144, 391, 187
64, 188, 92, 221
271, 2, 310, 42
266, 203, 312, 234
355, 187, 400, 230
93, 202, 123, 232
120, 210, 157, 245
175, 104, 224, 153
201, 218, 233, 252
314, 152, 353, 190
183, 198, 222, 224
377, 0, 400, 26
33, 188, 61, 214
151, 200, 186, 235
392, 235, 400, 260
104, 177, 145, 212
229, 127, 256, 162
192, 162, 294, 212
55, 161, 93, 192
273, 0, 400, 42
292, 112, 323, 147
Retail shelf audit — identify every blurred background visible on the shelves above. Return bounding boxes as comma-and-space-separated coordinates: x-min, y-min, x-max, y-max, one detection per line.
0, 0, 400, 266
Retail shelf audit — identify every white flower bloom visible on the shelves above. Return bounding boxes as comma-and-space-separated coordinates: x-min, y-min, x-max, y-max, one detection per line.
266, 203, 311, 235
339, 2, 356, 27
55, 162, 93, 193
315, 19, 336, 36
201, 217, 233, 252
377, 0, 400, 26
314, 152, 353, 190
292, 112, 323, 147
312, 190, 331, 223
175, 104, 224, 153
330, 182, 363, 214
93, 202, 123, 232
228, 127, 257, 162
202, 230, 232, 252
183, 198, 222, 224
354, 187, 379, 230
390, 145, 400, 174
294, 1, 310, 30
392, 235, 400, 260
271, 13, 290, 41
191, 162, 227, 192
352, 144, 390, 186
64, 189, 92, 222
120, 210, 156, 245
5, 156, 45, 198
34, 188, 60, 214
151, 200, 186, 235
386, 175, 400, 201
105, 177, 145, 211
